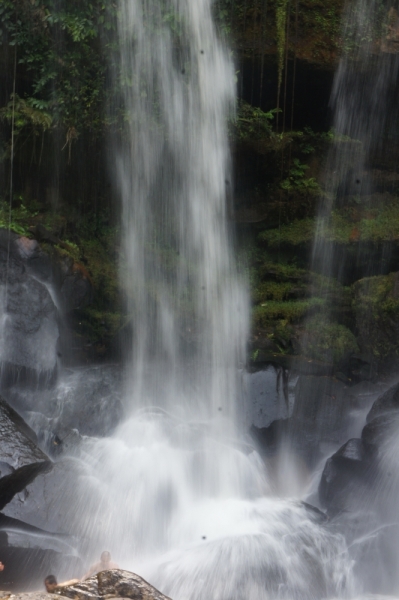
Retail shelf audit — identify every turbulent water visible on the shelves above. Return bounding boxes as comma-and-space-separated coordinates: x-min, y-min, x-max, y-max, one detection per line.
63, 1, 399, 598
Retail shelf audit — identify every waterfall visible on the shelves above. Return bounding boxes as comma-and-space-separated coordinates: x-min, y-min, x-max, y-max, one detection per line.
63, 2, 357, 598
115, 0, 248, 424
312, 0, 399, 284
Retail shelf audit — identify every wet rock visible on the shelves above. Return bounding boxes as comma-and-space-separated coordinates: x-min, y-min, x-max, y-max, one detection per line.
55, 571, 171, 600
5, 365, 124, 451
244, 365, 292, 429
289, 375, 358, 463
362, 413, 399, 448
250, 419, 289, 456
56, 255, 93, 312
318, 438, 375, 513
0, 239, 59, 386
366, 381, 399, 423
3, 458, 83, 534
7, 595, 58, 600
0, 395, 52, 510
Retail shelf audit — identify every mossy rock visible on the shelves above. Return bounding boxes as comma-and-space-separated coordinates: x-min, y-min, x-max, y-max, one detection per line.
353, 272, 399, 360
298, 315, 359, 364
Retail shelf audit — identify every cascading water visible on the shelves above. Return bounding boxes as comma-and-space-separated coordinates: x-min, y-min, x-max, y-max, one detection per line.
312, 0, 399, 285
60, 1, 363, 598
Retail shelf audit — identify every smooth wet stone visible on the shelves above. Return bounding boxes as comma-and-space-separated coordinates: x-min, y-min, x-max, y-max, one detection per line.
366, 381, 399, 423
54, 571, 171, 600
0, 238, 59, 386
5, 365, 124, 451
319, 438, 375, 512
0, 395, 51, 510
362, 413, 399, 448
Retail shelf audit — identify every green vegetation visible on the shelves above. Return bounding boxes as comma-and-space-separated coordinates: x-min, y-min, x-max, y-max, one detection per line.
253, 297, 325, 328
353, 273, 399, 359
300, 315, 359, 363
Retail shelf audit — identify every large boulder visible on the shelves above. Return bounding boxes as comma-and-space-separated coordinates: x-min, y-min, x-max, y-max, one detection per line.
0, 232, 59, 386
55, 571, 171, 600
4, 365, 124, 456
244, 365, 291, 429
3, 458, 83, 534
366, 381, 399, 423
0, 394, 52, 510
318, 438, 376, 514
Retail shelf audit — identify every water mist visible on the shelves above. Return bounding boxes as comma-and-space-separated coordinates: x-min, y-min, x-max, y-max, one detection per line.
67, 2, 356, 599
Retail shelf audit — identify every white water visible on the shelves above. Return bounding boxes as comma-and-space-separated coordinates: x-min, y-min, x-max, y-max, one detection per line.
68, 1, 364, 598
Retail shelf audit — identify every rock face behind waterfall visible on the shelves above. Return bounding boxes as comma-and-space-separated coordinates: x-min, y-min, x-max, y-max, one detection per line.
0, 394, 52, 510
55, 571, 171, 600
0, 231, 59, 386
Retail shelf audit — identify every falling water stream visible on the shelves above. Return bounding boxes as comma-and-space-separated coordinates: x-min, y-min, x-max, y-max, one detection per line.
49, 0, 399, 598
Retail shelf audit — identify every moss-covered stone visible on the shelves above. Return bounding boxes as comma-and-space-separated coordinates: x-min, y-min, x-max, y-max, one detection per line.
353, 272, 399, 360
298, 314, 359, 363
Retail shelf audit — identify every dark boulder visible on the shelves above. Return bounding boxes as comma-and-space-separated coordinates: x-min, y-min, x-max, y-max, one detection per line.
362, 412, 399, 448
244, 366, 290, 429
0, 240, 59, 386
55, 570, 172, 600
250, 419, 289, 457
3, 458, 83, 534
0, 395, 52, 510
292, 375, 350, 439
366, 380, 399, 423
319, 438, 375, 513
4, 365, 124, 456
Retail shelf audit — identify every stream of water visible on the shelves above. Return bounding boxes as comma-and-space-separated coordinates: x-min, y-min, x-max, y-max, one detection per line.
58, 1, 399, 598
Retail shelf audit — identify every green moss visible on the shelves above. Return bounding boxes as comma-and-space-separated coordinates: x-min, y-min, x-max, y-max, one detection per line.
253, 297, 325, 327
300, 315, 359, 363
254, 281, 298, 302
353, 272, 399, 359
258, 202, 399, 248
258, 261, 308, 281
259, 218, 315, 246
276, 0, 289, 91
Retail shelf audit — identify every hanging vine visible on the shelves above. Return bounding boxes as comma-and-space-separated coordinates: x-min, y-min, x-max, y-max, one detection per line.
275, 0, 289, 125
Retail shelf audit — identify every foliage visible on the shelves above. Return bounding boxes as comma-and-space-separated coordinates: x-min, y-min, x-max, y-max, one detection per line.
232, 100, 278, 140
253, 280, 301, 303
0, 199, 38, 236
300, 315, 359, 363
275, 0, 289, 91
0, 0, 117, 134
253, 297, 325, 327
353, 272, 399, 359
280, 158, 321, 193
259, 218, 315, 246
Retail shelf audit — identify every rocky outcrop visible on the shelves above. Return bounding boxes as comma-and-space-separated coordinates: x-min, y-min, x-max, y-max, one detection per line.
0, 394, 52, 510
4, 365, 124, 457
366, 380, 399, 422
318, 380, 399, 514
0, 230, 59, 386
54, 571, 171, 600
251, 374, 370, 467
318, 438, 376, 513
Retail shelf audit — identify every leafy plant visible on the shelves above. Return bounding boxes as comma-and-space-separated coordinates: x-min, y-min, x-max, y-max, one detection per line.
280, 159, 320, 193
